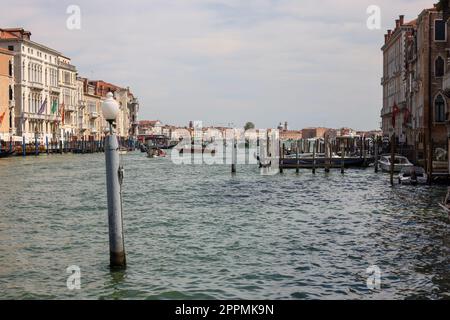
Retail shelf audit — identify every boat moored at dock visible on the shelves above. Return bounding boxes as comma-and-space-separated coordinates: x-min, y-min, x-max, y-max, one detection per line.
378, 155, 413, 172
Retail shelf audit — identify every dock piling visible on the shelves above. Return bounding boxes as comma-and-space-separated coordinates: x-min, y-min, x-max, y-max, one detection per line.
312, 140, 316, 174
390, 133, 395, 186
374, 137, 379, 173
231, 137, 237, 174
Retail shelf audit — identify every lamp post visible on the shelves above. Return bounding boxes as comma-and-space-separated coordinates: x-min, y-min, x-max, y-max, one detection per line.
102, 92, 126, 268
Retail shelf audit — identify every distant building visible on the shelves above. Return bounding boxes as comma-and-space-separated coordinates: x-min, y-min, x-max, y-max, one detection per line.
301, 127, 330, 139
138, 120, 163, 136
280, 130, 302, 141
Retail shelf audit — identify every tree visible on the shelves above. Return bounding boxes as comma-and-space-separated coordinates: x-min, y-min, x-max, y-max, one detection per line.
244, 122, 255, 130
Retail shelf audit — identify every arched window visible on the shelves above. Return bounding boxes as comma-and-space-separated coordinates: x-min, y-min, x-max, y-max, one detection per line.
436, 56, 445, 77
435, 94, 446, 122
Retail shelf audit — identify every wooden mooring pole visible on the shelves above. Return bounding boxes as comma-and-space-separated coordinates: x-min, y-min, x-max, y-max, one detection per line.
341, 142, 345, 174
325, 137, 330, 173
390, 133, 395, 186
312, 139, 316, 174
231, 137, 237, 174
374, 136, 379, 173
296, 140, 300, 174
279, 141, 284, 174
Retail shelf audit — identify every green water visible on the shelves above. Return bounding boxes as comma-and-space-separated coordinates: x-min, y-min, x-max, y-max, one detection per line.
0, 152, 449, 299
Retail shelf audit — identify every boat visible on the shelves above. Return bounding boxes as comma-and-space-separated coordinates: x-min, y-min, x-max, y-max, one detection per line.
144, 135, 176, 149
438, 187, 450, 217
378, 155, 414, 172
0, 149, 15, 158
146, 147, 166, 158
280, 153, 372, 168
397, 166, 427, 185
139, 144, 148, 153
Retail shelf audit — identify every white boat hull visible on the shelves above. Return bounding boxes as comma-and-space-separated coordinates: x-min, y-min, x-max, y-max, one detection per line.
379, 161, 413, 172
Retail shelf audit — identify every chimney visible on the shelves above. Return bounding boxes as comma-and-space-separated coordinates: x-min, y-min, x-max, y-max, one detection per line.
395, 19, 400, 28
399, 15, 404, 26
388, 29, 392, 38
384, 34, 388, 43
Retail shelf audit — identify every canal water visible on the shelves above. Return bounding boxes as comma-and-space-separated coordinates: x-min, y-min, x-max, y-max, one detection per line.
0, 151, 449, 299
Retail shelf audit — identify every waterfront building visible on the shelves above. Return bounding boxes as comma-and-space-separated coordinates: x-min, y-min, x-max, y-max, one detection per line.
280, 130, 302, 141
138, 120, 163, 136
0, 48, 14, 142
0, 28, 63, 143
81, 78, 103, 141
88, 80, 136, 139
384, 5, 450, 172
58, 55, 78, 143
381, 16, 415, 141
301, 127, 330, 139
128, 92, 139, 139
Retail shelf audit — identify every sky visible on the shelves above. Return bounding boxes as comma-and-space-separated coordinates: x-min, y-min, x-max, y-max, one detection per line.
0, 0, 437, 130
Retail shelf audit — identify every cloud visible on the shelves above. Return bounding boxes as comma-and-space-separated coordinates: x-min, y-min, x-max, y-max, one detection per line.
0, 0, 436, 130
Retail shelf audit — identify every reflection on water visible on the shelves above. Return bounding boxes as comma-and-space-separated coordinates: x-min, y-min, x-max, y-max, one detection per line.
0, 152, 449, 299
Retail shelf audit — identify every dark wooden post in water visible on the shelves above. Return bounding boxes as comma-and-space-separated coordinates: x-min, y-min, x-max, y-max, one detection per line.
324, 137, 330, 173
374, 137, 379, 173
296, 140, 300, 174
390, 133, 396, 186
34, 134, 38, 156
22, 136, 25, 157
231, 137, 236, 174
341, 142, 345, 174
279, 142, 284, 174
362, 136, 366, 166
46, 136, 49, 155
312, 140, 316, 174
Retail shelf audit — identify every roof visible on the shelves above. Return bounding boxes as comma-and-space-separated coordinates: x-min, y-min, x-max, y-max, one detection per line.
0, 28, 31, 40
0, 47, 14, 55
139, 120, 161, 126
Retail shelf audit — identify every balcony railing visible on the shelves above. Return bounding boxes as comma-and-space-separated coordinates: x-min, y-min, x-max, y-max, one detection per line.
79, 100, 86, 108
50, 86, 61, 93
79, 123, 89, 131
65, 105, 75, 112
58, 61, 77, 72
29, 81, 44, 90
89, 111, 99, 119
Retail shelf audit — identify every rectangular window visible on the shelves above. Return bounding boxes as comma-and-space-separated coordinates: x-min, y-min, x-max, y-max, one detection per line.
435, 19, 446, 41
8, 45, 13, 51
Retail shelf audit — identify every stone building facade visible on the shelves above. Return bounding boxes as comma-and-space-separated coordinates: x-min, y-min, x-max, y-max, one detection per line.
0, 48, 14, 141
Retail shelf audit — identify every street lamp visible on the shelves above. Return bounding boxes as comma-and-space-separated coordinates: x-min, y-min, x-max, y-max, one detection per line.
101, 92, 126, 268
102, 92, 119, 131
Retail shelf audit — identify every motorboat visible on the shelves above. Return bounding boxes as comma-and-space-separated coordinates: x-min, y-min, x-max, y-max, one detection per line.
397, 166, 427, 185
147, 147, 166, 158
378, 155, 413, 172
